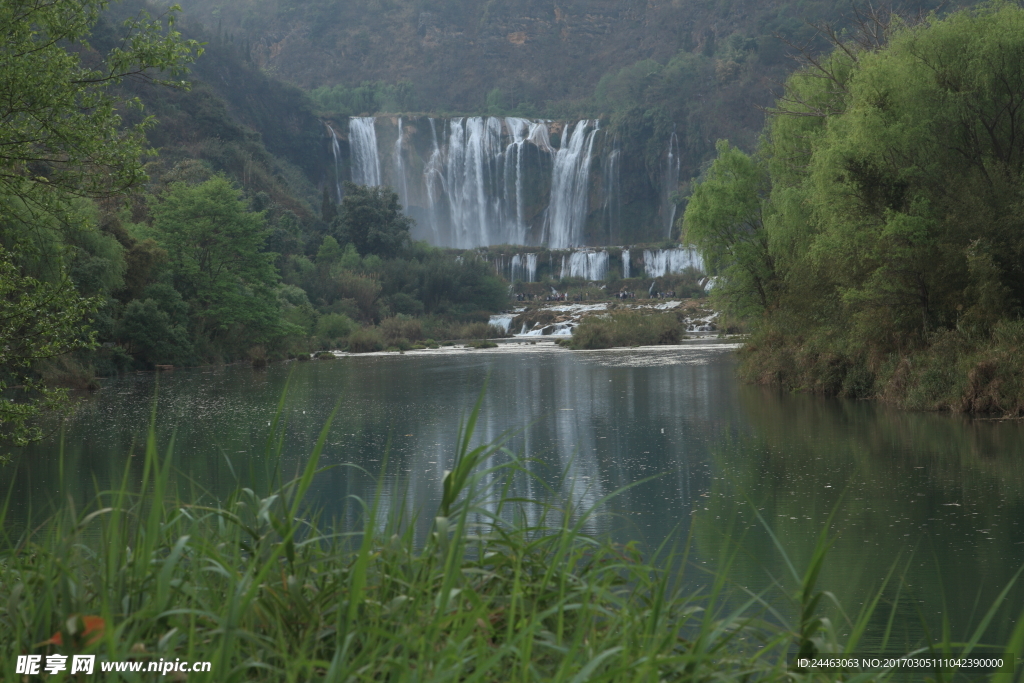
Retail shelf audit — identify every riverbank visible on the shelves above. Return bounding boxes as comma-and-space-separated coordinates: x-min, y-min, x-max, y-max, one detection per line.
740, 322, 1024, 417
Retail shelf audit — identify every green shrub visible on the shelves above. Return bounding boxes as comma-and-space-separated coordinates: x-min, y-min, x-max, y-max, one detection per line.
315, 312, 358, 339
347, 326, 385, 353
380, 316, 423, 345
567, 311, 682, 350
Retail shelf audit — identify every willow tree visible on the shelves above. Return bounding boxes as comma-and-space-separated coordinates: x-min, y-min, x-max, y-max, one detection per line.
0, 0, 200, 447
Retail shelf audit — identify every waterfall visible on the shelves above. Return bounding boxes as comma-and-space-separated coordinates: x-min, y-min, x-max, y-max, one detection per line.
393, 118, 409, 210
326, 123, 343, 202
642, 247, 704, 277
345, 115, 612, 248
424, 118, 446, 245
565, 250, 608, 281
602, 137, 621, 244
547, 120, 599, 249
510, 253, 538, 282
349, 117, 381, 186
664, 131, 681, 239
446, 117, 507, 248
622, 249, 630, 279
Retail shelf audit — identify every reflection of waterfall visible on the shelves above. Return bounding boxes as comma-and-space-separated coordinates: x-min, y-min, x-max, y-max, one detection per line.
565, 250, 608, 281
622, 249, 630, 279
510, 253, 538, 282
547, 120, 599, 249
326, 123, 343, 202
664, 131, 681, 239
349, 117, 381, 186
643, 247, 703, 277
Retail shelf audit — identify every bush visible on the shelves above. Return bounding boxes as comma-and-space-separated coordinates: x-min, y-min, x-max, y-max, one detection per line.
316, 312, 358, 339
567, 312, 682, 350
380, 316, 423, 346
347, 326, 385, 353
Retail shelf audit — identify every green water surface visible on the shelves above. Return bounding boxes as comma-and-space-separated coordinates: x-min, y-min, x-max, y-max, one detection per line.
7, 342, 1024, 655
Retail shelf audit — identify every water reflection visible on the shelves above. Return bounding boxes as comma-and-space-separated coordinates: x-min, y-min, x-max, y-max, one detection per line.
6, 343, 1024, 649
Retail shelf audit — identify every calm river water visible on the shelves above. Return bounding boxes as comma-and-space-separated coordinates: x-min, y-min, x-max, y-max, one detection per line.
7, 341, 1024, 653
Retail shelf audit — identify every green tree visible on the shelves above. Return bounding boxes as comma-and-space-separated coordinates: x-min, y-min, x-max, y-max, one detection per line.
1, 0, 200, 226
149, 177, 284, 346
696, 1, 1024, 406
683, 140, 777, 315
333, 182, 412, 259
0, 0, 199, 450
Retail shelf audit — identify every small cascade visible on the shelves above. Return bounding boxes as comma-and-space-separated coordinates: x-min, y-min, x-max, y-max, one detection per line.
547, 120, 599, 249
393, 118, 409, 210
622, 249, 630, 279
664, 131, 681, 238
510, 253, 538, 282
643, 247, 704, 277
491, 254, 508, 280
565, 250, 609, 281
488, 313, 515, 333
349, 117, 381, 186
326, 123, 343, 202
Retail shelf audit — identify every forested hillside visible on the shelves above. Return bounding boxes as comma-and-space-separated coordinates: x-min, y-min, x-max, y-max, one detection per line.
170, 0, 956, 191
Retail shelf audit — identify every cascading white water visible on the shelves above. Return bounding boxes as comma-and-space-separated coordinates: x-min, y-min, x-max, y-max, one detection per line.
349, 117, 381, 186
664, 131, 681, 239
393, 118, 409, 210
424, 118, 447, 245
622, 249, 630, 279
446, 117, 507, 248
510, 253, 538, 282
348, 115, 603, 248
326, 123, 343, 202
643, 247, 704, 277
547, 120, 599, 249
565, 250, 608, 281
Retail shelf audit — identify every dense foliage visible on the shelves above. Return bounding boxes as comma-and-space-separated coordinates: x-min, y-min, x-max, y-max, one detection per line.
0, 0, 517, 450
686, 1, 1024, 413
0, 0, 199, 445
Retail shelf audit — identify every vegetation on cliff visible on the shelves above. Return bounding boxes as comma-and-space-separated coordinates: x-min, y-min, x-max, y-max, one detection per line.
686, 1, 1024, 414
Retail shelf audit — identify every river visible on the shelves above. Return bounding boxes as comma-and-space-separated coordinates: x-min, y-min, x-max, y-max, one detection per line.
7, 340, 1024, 653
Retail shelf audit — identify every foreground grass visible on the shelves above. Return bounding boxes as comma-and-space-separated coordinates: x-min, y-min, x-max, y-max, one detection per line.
2, 398, 1022, 681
